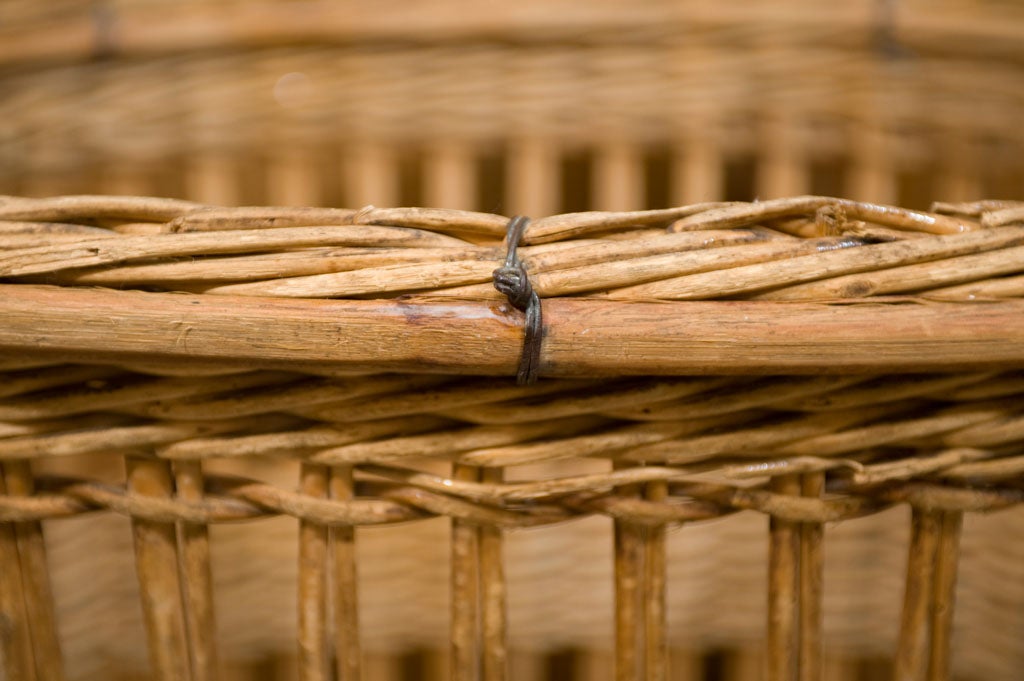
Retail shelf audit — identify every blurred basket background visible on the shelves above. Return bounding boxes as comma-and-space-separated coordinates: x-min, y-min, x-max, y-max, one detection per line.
1, 1, 1023, 681
2, 0, 1023, 212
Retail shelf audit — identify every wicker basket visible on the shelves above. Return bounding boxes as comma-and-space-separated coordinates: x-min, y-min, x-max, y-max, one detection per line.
1, 0, 1023, 211
1, 193, 1024, 681
3, 1, 1024, 679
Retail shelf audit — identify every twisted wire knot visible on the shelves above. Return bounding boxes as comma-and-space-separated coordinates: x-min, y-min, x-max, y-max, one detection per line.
493, 263, 535, 311
493, 216, 543, 385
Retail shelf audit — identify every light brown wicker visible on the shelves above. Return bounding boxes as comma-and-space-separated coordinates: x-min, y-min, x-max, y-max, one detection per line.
2, 1, 1024, 679
1, 193, 1023, 681
1, 1, 1022, 211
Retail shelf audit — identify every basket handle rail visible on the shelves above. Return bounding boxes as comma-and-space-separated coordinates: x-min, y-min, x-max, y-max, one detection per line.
4, 285, 1024, 376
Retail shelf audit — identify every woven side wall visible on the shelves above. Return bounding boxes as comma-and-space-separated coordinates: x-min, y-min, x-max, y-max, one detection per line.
1, 3, 1023, 679
1, 1, 1022, 209
1, 195, 1024, 681
36, 503, 1024, 680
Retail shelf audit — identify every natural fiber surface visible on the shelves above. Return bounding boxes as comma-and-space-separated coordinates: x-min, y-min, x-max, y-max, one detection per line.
1, 194, 1023, 680
2, 3, 1023, 679
2, 0, 1022, 210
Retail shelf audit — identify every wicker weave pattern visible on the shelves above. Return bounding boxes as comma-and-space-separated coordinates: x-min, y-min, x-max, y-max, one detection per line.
2, 1, 1022, 210
1, 1, 1023, 678
1, 194, 1024, 680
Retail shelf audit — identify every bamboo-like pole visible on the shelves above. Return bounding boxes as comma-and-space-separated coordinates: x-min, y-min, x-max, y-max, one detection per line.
614, 463, 644, 681
615, 519, 644, 681
174, 460, 219, 681
798, 473, 824, 681
644, 480, 669, 681
331, 465, 361, 681
767, 474, 801, 681
758, 114, 809, 200
346, 142, 399, 209
127, 455, 191, 681
0, 464, 36, 681
850, 122, 896, 206
185, 154, 241, 206
5, 285, 1024, 375
298, 463, 330, 681
927, 511, 963, 681
507, 138, 559, 217
4, 460, 65, 681
672, 129, 723, 205
480, 467, 508, 681
451, 464, 481, 681
424, 144, 478, 213
895, 508, 941, 681
594, 142, 645, 212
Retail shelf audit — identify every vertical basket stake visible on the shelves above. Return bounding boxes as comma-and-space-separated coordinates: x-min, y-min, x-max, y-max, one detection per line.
644, 479, 669, 681
480, 467, 508, 681
173, 460, 220, 681
424, 143, 477, 211
927, 511, 963, 681
3, 460, 64, 681
767, 474, 801, 681
346, 142, 399, 208
798, 472, 825, 681
0, 462, 38, 681
298, 463, 330, 681
127, 454, 191, 681
895, 507, 941, 681
594, 141, 644, 212
614, 462, 644, 681
508, 138, 559, 217
331, 465, 361, 681
451, 463, 481, 681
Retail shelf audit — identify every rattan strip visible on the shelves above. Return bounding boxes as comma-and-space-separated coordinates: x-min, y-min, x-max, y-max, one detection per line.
2, 467, 1020, 527
2, 373, 1024, 463
3, 196, 1023, 300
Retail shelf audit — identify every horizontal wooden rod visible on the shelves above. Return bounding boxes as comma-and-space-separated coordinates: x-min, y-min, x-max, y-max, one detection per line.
2, 2, 1019, 67
3, 285, 1024, 375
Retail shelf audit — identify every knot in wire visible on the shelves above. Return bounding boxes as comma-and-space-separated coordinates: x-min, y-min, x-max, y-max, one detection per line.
493, 263, 534, 311
493, 216, 542, 385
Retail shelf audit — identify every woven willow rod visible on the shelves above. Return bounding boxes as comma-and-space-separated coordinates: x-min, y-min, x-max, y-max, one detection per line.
4, 286, 1024, 376
2, 1, 1022, 65
0, 195, 1023, 373
2, 193, 1024, 681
